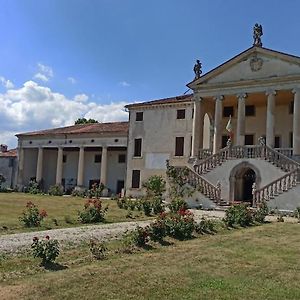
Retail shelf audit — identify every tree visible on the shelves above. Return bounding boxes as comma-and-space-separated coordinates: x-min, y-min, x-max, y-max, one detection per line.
75, 118, 98, 125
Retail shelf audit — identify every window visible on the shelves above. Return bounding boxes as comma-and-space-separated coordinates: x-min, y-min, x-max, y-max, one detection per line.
134, 138, 142, 157
245, 105, 255, 116
192, 108, 194, 119
274, 136, 281, 148
223, 106, 234, 117
136, 112, 143, 121
289, 101, 294, 114
175, 137, 184, 156
118, 154, 126, 163
131, 170, 140, 188
177, 109, 186, 119
245, 134, 254, 145
222, 135, 229, 148
94, 154, 101, 163
290, 132, 293, 148
9, 158, 14, 168
116, 180, 125, 194
63, 155, 67, 163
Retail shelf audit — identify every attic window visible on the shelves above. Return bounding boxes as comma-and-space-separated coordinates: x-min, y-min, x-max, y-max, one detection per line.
114, 139, 119, 143
48, 140, 52, 144
91, 139, 95, 143
29, 141, 32, 144
69, 140, 72, 144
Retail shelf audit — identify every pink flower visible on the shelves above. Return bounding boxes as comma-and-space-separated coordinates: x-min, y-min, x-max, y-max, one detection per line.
39, 209, 48, 218
33, 236, 39, 242
45, 235, 50, 240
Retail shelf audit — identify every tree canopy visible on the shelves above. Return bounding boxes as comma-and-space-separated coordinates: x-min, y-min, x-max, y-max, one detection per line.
75, 118, 99, 125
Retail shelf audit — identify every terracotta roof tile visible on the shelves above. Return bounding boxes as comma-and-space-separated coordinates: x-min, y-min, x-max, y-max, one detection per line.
125, 94, 193, 108
0, 149, 17, 157
17, 122, 129, 137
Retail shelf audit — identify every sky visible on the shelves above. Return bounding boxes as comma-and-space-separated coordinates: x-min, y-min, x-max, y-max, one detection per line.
1, 0, 300, 148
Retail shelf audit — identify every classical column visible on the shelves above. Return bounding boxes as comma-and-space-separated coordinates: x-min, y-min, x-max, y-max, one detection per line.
36, 147, 44, 182
266, 90, 276, 148
191, 96, 203, 157
100, 146, 108, 186
55, 147, 63, 185
77, 147, 85, 187
17, 147, 24, 186
293, 89, 300, 156
213, 95, 224, 154
236, 93, 247, 146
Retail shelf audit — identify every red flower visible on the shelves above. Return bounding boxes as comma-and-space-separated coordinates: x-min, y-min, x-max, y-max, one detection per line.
45, 235, 50, 240
39, 209, 48, 218
26, 201, 35, 208
33, 236, 39, 242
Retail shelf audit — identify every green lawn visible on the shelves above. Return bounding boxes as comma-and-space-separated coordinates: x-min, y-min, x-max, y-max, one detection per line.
0, 192, 150, 235
1, 223, 300, 299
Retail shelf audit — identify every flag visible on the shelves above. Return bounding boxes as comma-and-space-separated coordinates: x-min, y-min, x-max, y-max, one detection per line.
226, 115, 233, 133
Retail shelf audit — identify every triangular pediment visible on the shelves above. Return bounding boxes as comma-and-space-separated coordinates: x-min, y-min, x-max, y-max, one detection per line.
188, 47, 300, 89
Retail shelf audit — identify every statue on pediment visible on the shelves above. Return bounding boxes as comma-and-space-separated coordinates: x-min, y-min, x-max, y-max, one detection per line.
253, 23, 263, 47
193, 59, 202, 79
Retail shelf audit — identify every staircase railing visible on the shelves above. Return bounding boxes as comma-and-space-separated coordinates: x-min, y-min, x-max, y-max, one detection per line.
198, 148, 212, 160
176, 166, 222, 205
274, 148, 293, 157
253, 169, 300, 204
193, 144, 300, 175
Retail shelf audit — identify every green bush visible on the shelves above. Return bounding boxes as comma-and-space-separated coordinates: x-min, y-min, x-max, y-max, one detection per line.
31, 235, 60, 266
253, 201, 269, 223
294, 207, 300, 222
168, 198, 188, 213
123, 226, 149, 248
89, 239, 107, 260
223, 204, 253, 227
142, 175, 166, 197
19, 201, 47, 227
25, 180, 41, 194
195, 217, 216, 234
48, 184, 64, 196
0, 174, 6, 190
149, 218, 166, 242
163, 209, 195, 240
78, 199, 108, 223
88, 182, 105, 199
141, 199, 152, 216
71, 189, 87, 197
152, 196, 165, 215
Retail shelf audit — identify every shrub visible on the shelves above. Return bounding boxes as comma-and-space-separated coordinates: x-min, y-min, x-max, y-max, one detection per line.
0, 174, 6, 190
19, 201, 47, 227
195, 217, 216, 234
31, 236, 60, 266
149, 218, 166, 242
123, 226, 149, 248
142, 175, 166, 197
294, 207, 300, 222
71, 188, 87, 197
25, 180, 41, 194
253, 201, 269, 223
48, 184, 64, 196
164, 209, 195, 240
88, 183, 105, 199
64, 215, 74, 224
127, 200, 136, 211
89, 239, 107, 260
223, 204, 253, 227
152, 196, 165, 215
168, 198, 188, 213
141, 199, 152, 216
78, 199, 108, 223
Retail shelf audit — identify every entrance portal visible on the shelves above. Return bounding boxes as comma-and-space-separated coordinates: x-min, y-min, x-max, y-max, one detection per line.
234, 168, 256, 203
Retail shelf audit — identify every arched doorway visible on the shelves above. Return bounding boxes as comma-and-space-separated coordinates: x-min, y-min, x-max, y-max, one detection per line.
229, 162, 261, 205
235, 168, 256, 203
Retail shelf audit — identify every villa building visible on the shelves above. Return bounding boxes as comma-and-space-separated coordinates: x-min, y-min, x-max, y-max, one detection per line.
15, 25, 300, 211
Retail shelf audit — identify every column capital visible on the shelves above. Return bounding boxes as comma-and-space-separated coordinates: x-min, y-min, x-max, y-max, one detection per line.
193, 94, 203, 102
236, 93, 247, 100
266, 90, 276, 96
292, 88, 300, 94
213, 95, 224, 101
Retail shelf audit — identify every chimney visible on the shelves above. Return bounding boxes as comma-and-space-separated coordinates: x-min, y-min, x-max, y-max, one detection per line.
0, 144, 8, 152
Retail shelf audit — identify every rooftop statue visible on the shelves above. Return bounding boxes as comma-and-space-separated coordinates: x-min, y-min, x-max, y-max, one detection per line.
193, 59, 202, 79
253, 23, 263, 47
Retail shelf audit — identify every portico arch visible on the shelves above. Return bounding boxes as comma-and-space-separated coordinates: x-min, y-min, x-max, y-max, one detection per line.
229, 162, 261, 205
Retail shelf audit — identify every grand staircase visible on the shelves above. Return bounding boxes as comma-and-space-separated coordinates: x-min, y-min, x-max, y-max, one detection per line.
183, 142, 300, 209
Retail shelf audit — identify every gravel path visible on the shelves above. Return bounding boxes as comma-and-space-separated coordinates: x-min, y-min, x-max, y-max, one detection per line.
0, 210, 297, 254
0, 220, 151, 254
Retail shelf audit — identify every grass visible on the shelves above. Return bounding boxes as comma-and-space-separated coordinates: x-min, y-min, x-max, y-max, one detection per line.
0, 192, 151, 235
1, 223, 300, 299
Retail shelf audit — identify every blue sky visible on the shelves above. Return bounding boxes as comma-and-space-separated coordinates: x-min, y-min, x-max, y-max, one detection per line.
1, 0, 300, 147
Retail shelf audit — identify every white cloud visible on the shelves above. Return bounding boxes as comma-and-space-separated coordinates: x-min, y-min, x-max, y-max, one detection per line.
0, 76, 14, 89
33, 63, 54, 82
68, 77, 77, 84
0, 81, 129, 148
74, 93, 88, 103
119, 81, 130, 87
